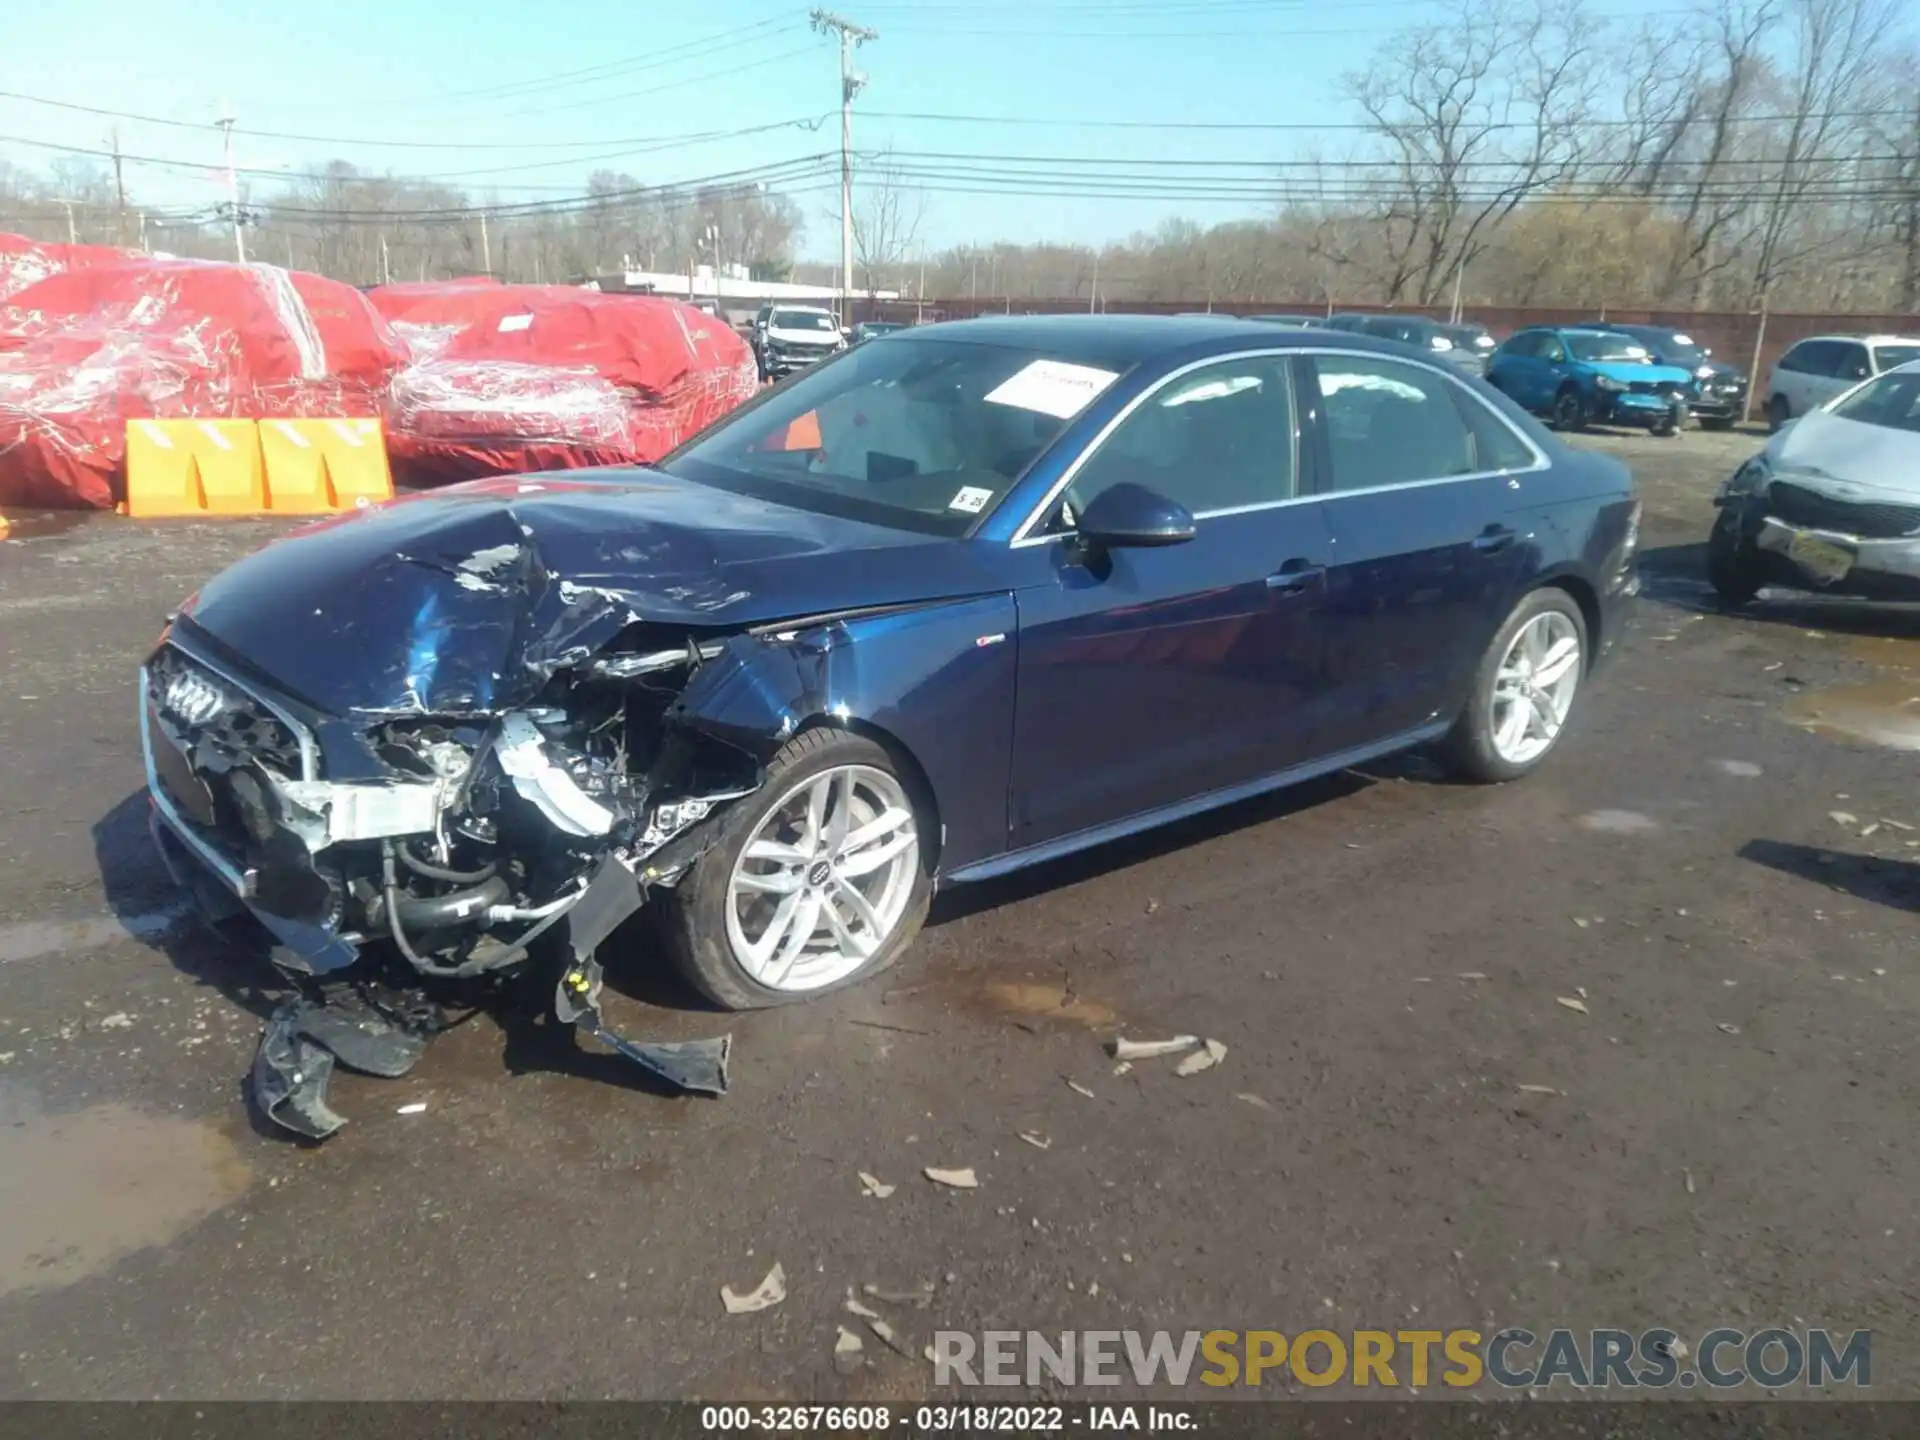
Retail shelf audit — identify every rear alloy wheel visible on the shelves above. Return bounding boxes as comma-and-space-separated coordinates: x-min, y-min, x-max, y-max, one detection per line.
1440, 589, 1588, 783
1767, 395, 1791, 431
660, 729, 931, 1010
1550, 389, 1586, 432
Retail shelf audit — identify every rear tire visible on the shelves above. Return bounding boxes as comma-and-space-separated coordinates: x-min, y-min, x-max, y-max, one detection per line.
1698, 415, 1734, 432
658, 729, 932, 1011
1440, 588, 1590, 785
1707, 515, 1763, 605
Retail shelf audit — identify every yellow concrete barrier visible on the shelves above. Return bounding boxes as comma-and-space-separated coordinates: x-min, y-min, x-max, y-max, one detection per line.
124, 417, 392, 517
258, 418, 393, 514
124, 419, 267, 518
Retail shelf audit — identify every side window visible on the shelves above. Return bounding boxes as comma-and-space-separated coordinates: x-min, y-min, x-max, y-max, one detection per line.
1502, 332, 1540, 359
1311, 354, 1475, 493
1787, 340, 1835, 376
1054, 356, 1297, 526
1776, 342, 1809, 374
1455, 389, 1538, 472
1539, 334, 1568, 363
1835, 343, 1872, 381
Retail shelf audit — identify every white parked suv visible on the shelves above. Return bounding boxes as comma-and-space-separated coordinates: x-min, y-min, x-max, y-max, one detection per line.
1765, 334, 1920, 430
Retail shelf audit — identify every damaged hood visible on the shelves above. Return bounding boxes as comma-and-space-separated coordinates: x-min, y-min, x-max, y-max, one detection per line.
181, 468, 1007, 716
1767, 408, 1920, 494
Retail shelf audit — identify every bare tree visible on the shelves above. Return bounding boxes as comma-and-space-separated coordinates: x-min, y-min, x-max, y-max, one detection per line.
851, 153, 927, 297
1346, 0, 1600, 305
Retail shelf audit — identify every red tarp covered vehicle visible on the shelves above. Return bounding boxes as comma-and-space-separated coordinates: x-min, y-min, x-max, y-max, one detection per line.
0, 260, 405, 509
0, 232, 146, 301
377, 285, 758, 484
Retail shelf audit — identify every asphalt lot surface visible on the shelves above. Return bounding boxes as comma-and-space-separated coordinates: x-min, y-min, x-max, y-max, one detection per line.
4, 423, 1920, 1401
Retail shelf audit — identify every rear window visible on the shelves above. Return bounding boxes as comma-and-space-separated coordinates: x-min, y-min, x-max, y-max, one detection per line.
1874, 345, 1920, 372
664, 338, 1129, 536
1830, 371, 1920, 433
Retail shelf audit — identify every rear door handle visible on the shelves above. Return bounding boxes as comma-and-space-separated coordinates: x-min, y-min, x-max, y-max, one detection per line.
1266, 559, 1326, 593
1473, 525, 1517, 554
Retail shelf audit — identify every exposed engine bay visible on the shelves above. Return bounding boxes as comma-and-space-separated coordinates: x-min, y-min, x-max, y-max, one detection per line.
142, 616, 807, 1140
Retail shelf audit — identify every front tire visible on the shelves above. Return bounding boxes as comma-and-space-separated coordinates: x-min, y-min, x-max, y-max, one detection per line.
1550, 389, 1586, 432
1440, 589, 1589, 784
1767, 395, 1791, 431
1707, 515, 1763, 605
659, 729, 932, 1011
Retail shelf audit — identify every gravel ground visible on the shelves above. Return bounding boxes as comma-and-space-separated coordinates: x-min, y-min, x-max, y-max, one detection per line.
3, 422, 1918, 1401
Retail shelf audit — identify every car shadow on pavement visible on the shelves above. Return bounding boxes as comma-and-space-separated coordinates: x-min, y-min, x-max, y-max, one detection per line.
1638, 541, 1920, 641
91, 789, 292, 1022
1739, 838, 1920, 914
928, 770, 1370, 927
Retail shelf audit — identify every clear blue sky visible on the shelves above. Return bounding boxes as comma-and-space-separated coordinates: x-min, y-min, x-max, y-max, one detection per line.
0, 0, 1674, 257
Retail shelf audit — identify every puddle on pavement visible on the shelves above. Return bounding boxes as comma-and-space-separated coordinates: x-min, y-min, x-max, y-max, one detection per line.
0, 1085, 251, 1297
976, 980, 1118, 1028
1847, 635, 1920, 672
1784, 681, 1920, 751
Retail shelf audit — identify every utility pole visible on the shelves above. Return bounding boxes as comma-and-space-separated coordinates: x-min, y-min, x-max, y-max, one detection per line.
109, 128, 128, 247
137, 211, 148, 253
811, 8, 876, 329
380, 232, 392, 285
216, 107, 245, 262
1090, 251, 1099, 314
58, 198, 76, 245
478, 211, 491, 276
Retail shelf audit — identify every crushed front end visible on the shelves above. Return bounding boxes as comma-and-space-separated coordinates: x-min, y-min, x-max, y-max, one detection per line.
142, 619, 753, 1139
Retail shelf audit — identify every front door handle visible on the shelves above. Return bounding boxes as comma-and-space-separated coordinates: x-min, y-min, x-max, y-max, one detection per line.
1266, 559, 1327, 593
1473, 525, 1517, 554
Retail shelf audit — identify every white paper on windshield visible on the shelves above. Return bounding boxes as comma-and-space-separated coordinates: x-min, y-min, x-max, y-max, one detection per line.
985, 359, 1121, 419
497, 313, 534, 333
948, 485, 994, 513
1672, 333, 1695, 346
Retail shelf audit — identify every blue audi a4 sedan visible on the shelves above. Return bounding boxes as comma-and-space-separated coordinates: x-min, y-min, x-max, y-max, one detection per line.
142, 314, 1639, 1135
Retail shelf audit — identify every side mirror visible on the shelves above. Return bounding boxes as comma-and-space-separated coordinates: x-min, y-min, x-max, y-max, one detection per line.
1072, 482, 1195, 555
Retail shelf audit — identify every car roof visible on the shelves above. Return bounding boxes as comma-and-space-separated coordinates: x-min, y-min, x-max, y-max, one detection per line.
1807, 333, 1920, 345
898, 312, 1440, 368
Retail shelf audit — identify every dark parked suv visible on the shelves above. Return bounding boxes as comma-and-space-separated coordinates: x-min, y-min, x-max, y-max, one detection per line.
1601, 324, 1747, 430
1322, 313, 1488, 377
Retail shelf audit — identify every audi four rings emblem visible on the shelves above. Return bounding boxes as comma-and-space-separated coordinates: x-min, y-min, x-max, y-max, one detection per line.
163, 668, 230, 726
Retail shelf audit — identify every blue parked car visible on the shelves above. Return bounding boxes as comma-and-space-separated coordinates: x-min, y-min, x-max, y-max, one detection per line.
141, 314, 1639, 1137
1488, 325, 1697, 435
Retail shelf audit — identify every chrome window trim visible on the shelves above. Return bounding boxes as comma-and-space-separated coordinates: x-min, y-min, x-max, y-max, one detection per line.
1009, 344, 1548, 549
161, 627, 320, 781
1008, 347, 1304, 548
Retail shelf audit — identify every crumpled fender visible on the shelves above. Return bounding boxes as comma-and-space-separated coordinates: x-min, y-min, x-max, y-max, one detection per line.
666, 592, 1020, 875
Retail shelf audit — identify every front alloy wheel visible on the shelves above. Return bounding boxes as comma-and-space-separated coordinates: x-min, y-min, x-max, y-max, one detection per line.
1551, 390, 1586, 432
660, 729, 932, 1010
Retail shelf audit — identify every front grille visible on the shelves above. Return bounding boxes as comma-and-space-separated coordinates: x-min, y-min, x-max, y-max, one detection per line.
1629, 380, 1687, 396
147, 646, 301, 773
1767, 482, 1920, 540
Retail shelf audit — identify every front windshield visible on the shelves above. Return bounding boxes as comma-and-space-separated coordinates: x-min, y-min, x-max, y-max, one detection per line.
1567, 332, 1651, 363
1830, 370, 1920, 433
663, 337, 1129, 536
770, 310, 838, 332
1875, 345, 1920, 371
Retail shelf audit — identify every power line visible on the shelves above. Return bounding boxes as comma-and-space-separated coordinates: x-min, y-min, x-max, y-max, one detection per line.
0, 87, 822, 153
863, 105, 1914, 133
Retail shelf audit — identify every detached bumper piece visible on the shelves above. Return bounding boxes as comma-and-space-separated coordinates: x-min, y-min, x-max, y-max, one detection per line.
552, 858, 731, 1097
252, 991, 430, 1140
